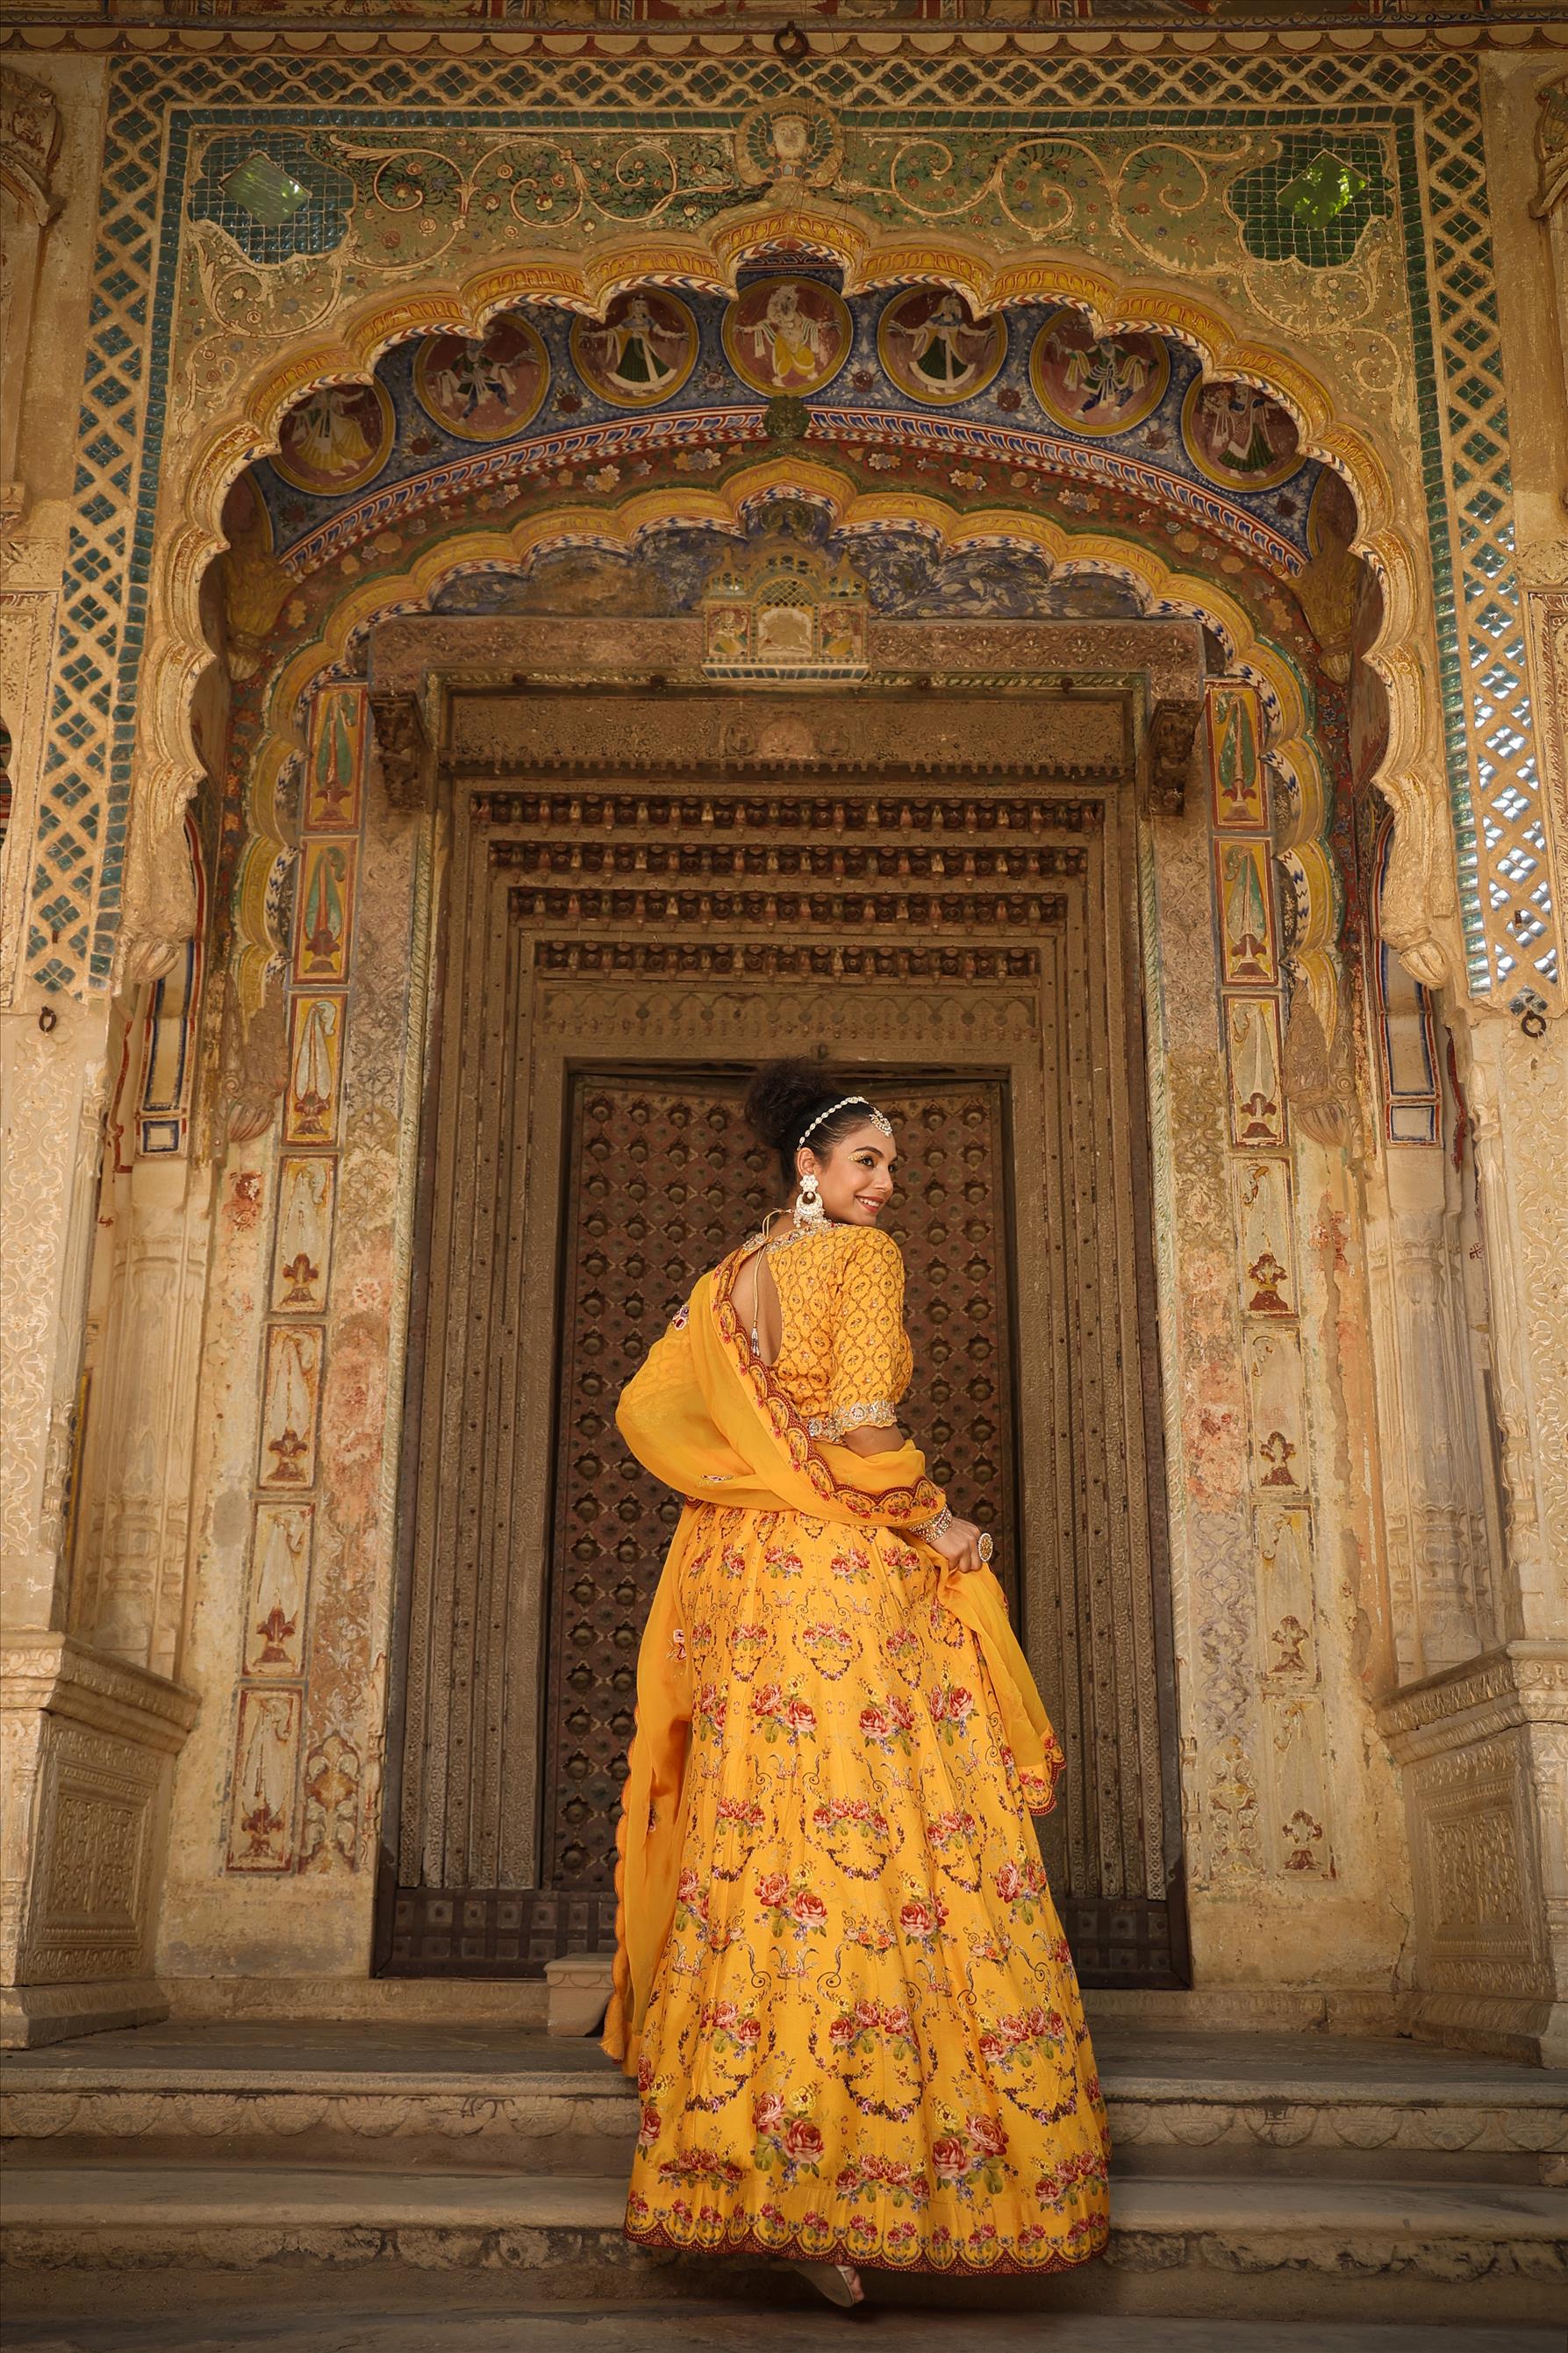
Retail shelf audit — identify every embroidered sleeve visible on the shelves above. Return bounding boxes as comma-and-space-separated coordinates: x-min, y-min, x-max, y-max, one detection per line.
822, 1228, 913, 1443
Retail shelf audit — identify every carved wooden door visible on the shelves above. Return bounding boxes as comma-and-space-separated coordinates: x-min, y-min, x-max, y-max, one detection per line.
379, 679, 1186, 1989
541, 1072, 1021, 1903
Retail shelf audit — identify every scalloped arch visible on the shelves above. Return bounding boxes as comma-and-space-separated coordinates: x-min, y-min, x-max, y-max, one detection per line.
123, 204, 1454, 1006
227, 452, 1335, 1050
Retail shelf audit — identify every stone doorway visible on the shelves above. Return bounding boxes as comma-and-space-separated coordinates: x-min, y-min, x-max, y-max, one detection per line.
376, 651, 1192, 1989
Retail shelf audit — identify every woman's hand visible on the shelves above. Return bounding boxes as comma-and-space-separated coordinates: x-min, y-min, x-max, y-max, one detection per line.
926, 1514, 985, 1575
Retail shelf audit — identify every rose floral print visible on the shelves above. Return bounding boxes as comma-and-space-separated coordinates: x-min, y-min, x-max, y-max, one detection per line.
624, 1501, 1110, 2275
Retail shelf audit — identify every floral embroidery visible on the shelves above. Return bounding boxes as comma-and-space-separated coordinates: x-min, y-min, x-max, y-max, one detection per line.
748, 1680, 816, 1742
756, 1869, 830, 1939
927, 1681, 977, 1740
752, 2094, 826, 2187
807, 1397, 900, 1442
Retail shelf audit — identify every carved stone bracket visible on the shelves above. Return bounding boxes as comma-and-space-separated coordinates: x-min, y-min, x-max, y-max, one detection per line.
366, 688, 432, 813
1144, 697, 1203, 818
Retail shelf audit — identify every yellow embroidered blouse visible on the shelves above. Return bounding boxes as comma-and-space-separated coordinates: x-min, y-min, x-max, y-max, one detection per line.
761, 1222, 913, 1445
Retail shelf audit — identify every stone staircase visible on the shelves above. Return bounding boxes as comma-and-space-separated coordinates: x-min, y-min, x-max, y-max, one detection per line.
2, 2021, 1564, 2327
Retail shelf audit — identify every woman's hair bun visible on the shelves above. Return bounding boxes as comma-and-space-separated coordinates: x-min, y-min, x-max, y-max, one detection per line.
743, 1057, 841, 1154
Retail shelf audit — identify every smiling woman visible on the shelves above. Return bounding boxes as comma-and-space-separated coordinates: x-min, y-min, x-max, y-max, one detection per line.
604, 1057, 1109, 2301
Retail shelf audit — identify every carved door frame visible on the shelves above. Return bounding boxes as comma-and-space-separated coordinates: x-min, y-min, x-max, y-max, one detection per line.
375, 630, 1199, 1985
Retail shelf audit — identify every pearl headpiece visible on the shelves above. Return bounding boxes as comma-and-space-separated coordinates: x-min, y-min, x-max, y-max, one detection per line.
797, 1094, 894, 1149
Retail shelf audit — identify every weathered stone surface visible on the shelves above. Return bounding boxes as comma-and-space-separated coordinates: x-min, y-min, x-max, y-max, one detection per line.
5, 2026, 1562, 2186
1, 2164, 1562, 2325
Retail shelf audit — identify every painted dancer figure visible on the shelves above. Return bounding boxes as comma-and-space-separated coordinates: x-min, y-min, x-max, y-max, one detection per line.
894, 291, 994, 394
745, 283, 828, 388
604, 1057, 1109, 2305
583, 295, 685, 397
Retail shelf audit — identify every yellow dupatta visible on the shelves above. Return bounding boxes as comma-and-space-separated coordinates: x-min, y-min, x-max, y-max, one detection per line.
600, 1239, 1064, 2077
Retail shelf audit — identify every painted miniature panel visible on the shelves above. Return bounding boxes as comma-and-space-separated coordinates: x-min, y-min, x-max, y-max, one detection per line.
1224, 995, 1286, 1151
1244, 1325, 1308, 1496
1257, 1505, 1320, 1690
226, 1688, 302, 1874
270, 1158, 336, 1316
257, 1323, 324, 1491
291, 841, 357, 986
283, 994, 346, 1148
304, 689, 368, 834
1264, 1692, 1335, 1877
1231, 1158, 1297, 1320
244, 1505, 313, 1681
1206, 685, 1267, 831
1214, 839, 1278, 989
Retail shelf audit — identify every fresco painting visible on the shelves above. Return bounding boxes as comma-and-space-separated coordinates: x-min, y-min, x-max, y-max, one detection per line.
570, 291, 698, 408
877, 288, 1006, 406
722, 276, 853, 396
412, 317, 549, 441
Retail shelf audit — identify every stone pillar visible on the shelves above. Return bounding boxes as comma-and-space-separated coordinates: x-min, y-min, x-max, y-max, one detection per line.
1371, 55, 1568, 2071
70, 1153, 218, 1682
1375, 1017, 1568, 2064
0, 57, 209, 2045
1363, 1147, 1497, 1685
1381, 1646, 1567, 2068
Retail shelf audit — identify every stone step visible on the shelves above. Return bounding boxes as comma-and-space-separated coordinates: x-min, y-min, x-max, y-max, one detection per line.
4, 2027, 1563, 2184
2, 2163, 1563, 2326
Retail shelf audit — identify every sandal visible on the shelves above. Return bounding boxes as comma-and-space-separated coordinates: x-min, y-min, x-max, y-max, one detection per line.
793, 2259, 866, 2309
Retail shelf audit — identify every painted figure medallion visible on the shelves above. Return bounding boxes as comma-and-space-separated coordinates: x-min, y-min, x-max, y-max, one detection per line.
1029, 308, 1168, 437
1182, 378, 1302, 492
412, 316, 549, 441
877, 288, 1006, 406
723, 276, 852, 397
273, 382, 395, 496
571, 291, 698, 408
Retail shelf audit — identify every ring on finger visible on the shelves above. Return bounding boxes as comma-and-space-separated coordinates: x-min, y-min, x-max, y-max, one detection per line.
977, 1530, 994, 1565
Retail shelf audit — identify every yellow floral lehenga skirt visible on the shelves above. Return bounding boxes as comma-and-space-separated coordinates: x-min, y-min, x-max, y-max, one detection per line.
620, 1503, 1109, 2274
606, 1242, 1109, 2268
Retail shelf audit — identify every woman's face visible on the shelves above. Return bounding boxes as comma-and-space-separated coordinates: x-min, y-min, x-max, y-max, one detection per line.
798, 1119, 897, 1225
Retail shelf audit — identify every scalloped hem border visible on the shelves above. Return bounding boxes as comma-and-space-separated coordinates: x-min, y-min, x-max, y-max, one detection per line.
623, 2214, 1111, 2277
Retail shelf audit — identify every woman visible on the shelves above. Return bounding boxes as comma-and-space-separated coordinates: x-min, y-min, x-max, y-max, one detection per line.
603, 1060, 1109, 2303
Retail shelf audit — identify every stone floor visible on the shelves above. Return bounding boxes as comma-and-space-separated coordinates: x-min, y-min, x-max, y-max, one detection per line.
3, 2290, 1561, 2353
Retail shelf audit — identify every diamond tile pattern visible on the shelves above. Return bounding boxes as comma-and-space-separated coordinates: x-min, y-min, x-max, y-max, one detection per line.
29, 45, 1554, 999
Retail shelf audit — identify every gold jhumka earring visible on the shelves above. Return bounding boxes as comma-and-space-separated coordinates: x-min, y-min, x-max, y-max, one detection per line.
793, 1166, 828, 1233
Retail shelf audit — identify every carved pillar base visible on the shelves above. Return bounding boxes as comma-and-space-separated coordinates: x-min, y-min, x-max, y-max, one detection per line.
1379, 1644, 1568, 2067
0, 1632, 198, 2048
